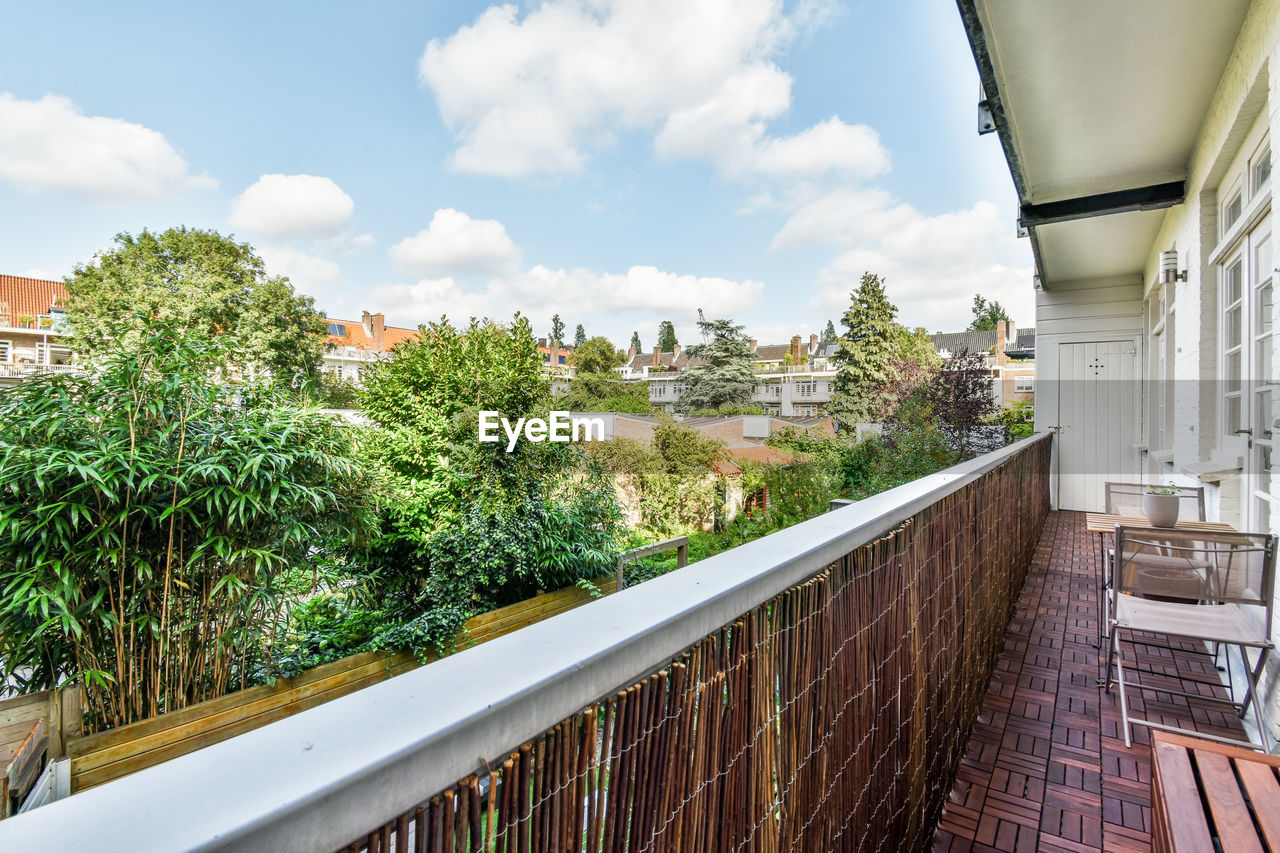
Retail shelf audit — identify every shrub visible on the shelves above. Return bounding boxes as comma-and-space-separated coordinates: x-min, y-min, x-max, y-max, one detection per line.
0, 324, 373, 729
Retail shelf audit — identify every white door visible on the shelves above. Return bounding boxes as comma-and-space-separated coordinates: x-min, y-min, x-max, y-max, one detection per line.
1233, 213, 1275, 531
1056, 340, 1139, 511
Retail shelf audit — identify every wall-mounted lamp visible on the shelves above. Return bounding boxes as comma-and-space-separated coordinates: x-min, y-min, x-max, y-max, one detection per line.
1160, 250, 1187, 283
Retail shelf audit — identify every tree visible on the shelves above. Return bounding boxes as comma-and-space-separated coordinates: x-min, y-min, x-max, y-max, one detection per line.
630, 331, 642, 352
0, 322, 372, 728
656, 320, 678, 352
676, 317, 756, 413
549, 314, 566, 345
568, 336, 625, 374
563, 337, 649, 412
967, 294, 1011, 332
925, 348, 997, 459
357, 315, 622, 654
65, 227, 327, 385
822, 320, 837, 343
829, 273, 900, 427
573, 324, 586, 348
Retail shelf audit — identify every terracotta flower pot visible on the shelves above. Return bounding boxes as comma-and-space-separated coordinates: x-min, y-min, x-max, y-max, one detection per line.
1144, 493, 1180, 527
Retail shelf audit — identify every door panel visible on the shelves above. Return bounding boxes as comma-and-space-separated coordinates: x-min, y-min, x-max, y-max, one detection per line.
1057, 340, 1139, 511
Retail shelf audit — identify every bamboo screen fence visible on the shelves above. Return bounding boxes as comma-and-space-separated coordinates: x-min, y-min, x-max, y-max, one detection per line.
341, 437, 1050, 853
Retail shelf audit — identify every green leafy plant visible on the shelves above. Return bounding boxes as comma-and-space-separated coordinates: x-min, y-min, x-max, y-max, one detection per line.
1146, 483, 1179, 495
0, 322, 374, 730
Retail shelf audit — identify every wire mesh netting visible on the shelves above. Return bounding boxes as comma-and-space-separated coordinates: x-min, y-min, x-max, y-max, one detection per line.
342, 438, 1050, 853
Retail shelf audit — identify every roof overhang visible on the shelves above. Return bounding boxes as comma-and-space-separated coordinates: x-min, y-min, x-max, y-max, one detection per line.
959, 0, 1251, 287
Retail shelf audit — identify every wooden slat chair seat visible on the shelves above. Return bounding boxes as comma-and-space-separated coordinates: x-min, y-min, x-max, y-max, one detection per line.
1151, 730, 1280, 853
0, 718, 46, 818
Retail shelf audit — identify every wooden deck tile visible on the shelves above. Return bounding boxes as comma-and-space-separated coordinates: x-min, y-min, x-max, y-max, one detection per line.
932, 511, 1249, 853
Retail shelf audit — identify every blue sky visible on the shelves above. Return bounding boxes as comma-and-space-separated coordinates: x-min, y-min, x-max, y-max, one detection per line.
0, 0, 1032, 348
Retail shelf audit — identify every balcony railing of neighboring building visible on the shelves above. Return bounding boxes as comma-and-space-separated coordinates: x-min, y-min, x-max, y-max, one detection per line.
752, 363, 838, 375
0, 363, 79, 379
0, 435, 1052, 852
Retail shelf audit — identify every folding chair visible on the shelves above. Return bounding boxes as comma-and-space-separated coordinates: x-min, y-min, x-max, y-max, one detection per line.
1099, 482, 1206, 643
1104, 526, 1277, 753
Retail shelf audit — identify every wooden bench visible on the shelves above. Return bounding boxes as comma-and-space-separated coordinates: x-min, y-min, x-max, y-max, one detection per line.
1151, 730, 1280, 853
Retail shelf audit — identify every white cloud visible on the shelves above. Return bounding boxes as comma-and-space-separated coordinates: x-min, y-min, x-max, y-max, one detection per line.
390, 208, 522, 277
771, 188, 916, 248
372, 264, 763, 328
228, 174, 355, 240
417, 0, 878, 180
258, 246, 345, 297
0, 92, 214, 201
809, 200, 1034, 333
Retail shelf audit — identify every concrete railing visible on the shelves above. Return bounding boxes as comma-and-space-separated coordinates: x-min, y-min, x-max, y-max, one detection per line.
0, 434, 1052, 852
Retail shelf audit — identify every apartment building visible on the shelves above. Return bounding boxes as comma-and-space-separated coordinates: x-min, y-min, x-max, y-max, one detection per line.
930, 319, 1036, 409
620, 334, 839, 416
321, 311, 419, 383
0, 275, 73, 384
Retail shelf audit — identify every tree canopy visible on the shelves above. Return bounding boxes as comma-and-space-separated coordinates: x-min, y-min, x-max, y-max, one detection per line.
65, 227, 327, 385
829, 273, 900, 427
573, 324, 586, 348
568, 336, 625, 374
549, 314, 566, 344
562, 336, 649, 412
630, 331, 642, 352
967, 294, 1011, 331
822, 320, 837, 343
656, 320, 678, 352
676, 317, 756, 413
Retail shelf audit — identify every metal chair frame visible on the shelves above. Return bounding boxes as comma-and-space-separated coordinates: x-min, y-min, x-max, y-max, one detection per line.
1103, 525, 1277, 753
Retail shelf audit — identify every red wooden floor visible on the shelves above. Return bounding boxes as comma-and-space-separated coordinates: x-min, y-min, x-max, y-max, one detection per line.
933, 510, 1249, 853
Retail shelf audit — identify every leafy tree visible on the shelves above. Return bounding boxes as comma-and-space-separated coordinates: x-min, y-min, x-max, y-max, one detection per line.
357, 315, 622, 654
0, 323, 372, 728
967, 294, 1011, 332
568, 336, 625, 374
676, 318, 756, 413
65, 227, 327, 386
630, 331, 642, 352
562, 336, 649, 412
829, 273, 899, 427
573, 324, 586, 348
656, 320, 678, 352
925, 348, 997, 459
822, 320, 837, 343
549, 314, 566, 345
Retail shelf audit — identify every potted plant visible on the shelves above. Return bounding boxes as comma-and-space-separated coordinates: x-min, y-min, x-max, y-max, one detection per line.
1144, 483, 1180, 527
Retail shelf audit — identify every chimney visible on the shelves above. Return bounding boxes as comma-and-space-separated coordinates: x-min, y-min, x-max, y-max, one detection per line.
538, 337, 548, 348
627, 346, 636, 359
673, 343, 681, 361
548, 340, 559, 368
652, 346, 661, 368
749, 338, 758, 352
361, 310, 373, 337
996, 320, 1008, 365
809, 333, 818, 353
372, 312, 386, 352
790, 335, 803, 363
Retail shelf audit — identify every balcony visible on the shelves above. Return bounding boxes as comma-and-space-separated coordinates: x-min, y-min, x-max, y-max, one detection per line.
7, 434, 1250, 852
752, 363, 836, 376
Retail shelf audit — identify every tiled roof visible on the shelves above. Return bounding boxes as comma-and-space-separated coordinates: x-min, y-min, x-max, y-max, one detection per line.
325, 318, 419, 353
0, 275, 68, 327
1015, 327, 1036, 349
930, 330, 997, 355
751, 344, 791, 362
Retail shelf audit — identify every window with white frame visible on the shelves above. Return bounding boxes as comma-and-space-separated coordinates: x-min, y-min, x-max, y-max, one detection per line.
1014, 375, 1034, 394
1211, 109, 1273, 528
0, 340, 10, 363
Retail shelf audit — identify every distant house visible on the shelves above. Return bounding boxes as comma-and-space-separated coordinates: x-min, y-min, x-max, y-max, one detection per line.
930, 320, 1036, 409
536, 338, 575, 378
321, 311, 419, 384
618, 334, 839, 416
0, 275, 73, 384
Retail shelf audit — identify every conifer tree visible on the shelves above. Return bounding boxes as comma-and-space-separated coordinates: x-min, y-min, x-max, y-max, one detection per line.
549, 314, 565, 345
676, 318, 755, 412
829, 273, 899, 428
573, 324, 587, 348
656, 320, 678, 352
630, 331, 642, 352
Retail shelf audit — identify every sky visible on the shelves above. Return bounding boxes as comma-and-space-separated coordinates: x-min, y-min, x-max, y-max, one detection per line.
0, 0, 1033, 349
